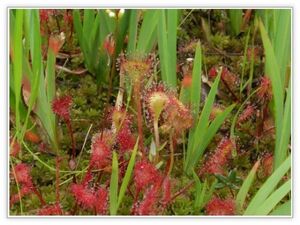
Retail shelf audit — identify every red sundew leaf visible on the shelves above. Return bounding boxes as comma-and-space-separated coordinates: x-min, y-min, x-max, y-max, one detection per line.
70, 183, 96, 210
37, 203, 63, 215
257, 76, 272, 101
12, 163, 33, 187
90, 133, 111, 169
63, 10, 73, 24
117, 122, 136, 153
221, 67, 239, 87
134, 160, 160, 193
209, 104, 225, 121
134, 179, 162, 215
237, 104, 256, 124
205, 197, 236, 215
181, 74, 193, 88
164, 96, 193, 134
209, 66, 218, 78
95, 188, 108, 215
24, 131, 41, 144
51, 95, 72, 121
199, 138, 234, 176
103, 34, 115, 57
10, 185, 32, 206
261, 153, 273, 177
10, 139, 21, 157
118, 52, 155, 83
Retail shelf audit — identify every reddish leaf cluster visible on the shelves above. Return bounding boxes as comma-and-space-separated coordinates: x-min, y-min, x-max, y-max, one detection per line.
118, 52, 155, 83
143, 82, 193, 134
37, 203, 63, 215
117, 122, 136, 152
133, 160, 172, 215
238, 104, 256, 124
261, 153, 273, 177
134, 160, 159, 193
70, 183, 108, 215
209, 66, 239, 87
103, 34, 115, 56
10, 163, 35, 206
209, 104, 225, 120
90, 133, 112, 169
10, 139, 21, 157
205, 197, 235, 215
39, 9, 55, 23
13, 163, 33, 187
51, 95, 73, 122
134, 181, 161, 215
181, 74, 193, 88
63, 10, 73, 24
164, 96, 193, 134
111, 109, 136, 152
209, 66, 218, 77
24, 131, 41, 144
221, 67, 239, 87
257, 76, 272, 101
199, 138, 234, 176
133, 176, 171, 215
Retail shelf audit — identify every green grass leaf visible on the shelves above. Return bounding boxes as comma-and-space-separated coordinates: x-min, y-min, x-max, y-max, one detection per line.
12, 9, 23, 138
137, 10, 159, 53
236, 160, 260, 212
185, 73, 222, 173
190, 42, 202, 116
254, 179, 291, 215
270, 200, 291, 216
127, 10, 138, 52
110, 151, 119, 215
229, 9, 243, 35
244, 155, 291, 215
157, 10, 176, 87
117, 138, 139, 208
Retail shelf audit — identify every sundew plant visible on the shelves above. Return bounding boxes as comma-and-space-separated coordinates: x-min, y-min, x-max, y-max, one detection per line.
9, 9, 291, 216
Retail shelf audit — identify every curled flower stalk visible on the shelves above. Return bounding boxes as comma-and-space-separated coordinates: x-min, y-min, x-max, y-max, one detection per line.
118, 52, 155, 152
144, 85, 170, 152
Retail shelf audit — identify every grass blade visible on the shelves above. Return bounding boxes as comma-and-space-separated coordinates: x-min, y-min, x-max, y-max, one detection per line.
253, 179, 291, 215
273, 9, 291, 82
166, 9, 178, 87
229, 9, 243, 35
259, 19, 285, 169
244, 155, 291, 215
202, 104, 235, 149
270, 200, 291, 216
185, 73, 221, 172
127, 10, 138, 52
236, 160, 260, 212
136, 10, 159, 53
157, 10, 174, 87
12, 9, 23, 138
117, 138, 139, 208
190, 41, 202, 116
110, 151, 119, 215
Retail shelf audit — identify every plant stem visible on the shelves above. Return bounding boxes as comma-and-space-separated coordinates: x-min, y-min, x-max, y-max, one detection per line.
153, 119, 160, 163
170, 180, 195, 202
134, 82, 144, 152
167, 130, 174, 176
55, 156, 60, 203
66, 121, 76, 160
32, 187, 46, 206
